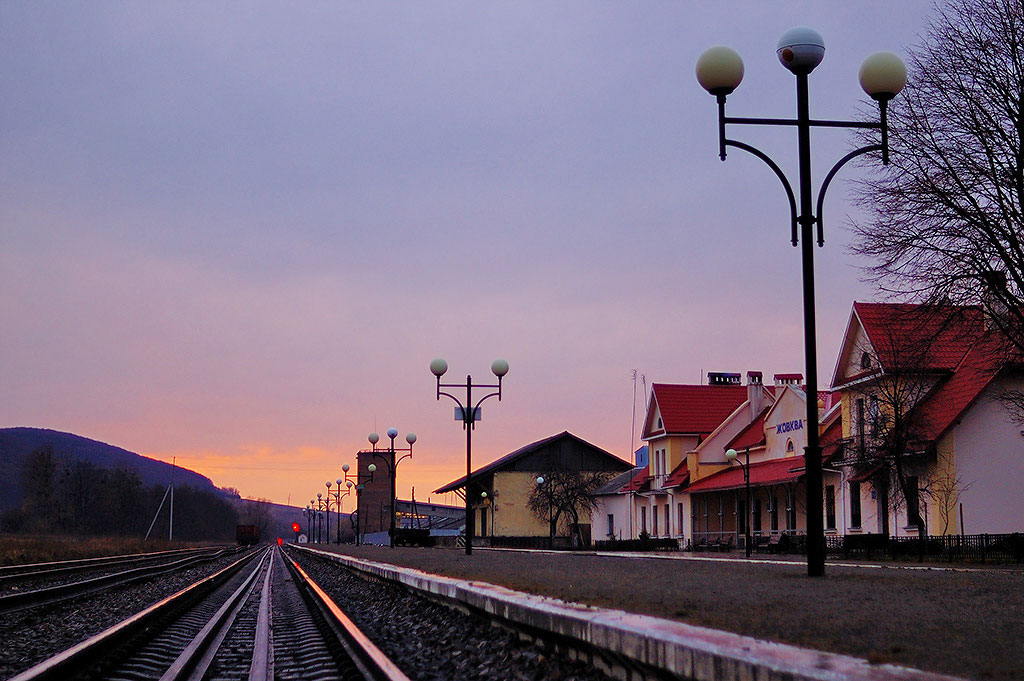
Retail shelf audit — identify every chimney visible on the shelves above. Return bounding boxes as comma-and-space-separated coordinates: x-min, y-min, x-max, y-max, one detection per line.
982, 270, 1009, 330
708, 372, 741, 386
774, 373, 803, 388
747, 371, 764, 419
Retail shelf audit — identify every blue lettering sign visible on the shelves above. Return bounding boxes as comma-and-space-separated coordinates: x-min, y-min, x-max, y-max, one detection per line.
775, 419, 804, 435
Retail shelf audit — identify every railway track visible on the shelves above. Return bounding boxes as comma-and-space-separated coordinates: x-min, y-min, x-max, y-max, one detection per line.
0, 547, 239, 613
10, 545, 412, 681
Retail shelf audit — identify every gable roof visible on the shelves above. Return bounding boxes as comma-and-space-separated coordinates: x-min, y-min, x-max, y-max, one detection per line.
663, 462, 691, 489
911, 331, 1007, 444
643, 383, 749, 438
724, 406, 769, 452
833, 303, 986, 389
433, 431, 630, 494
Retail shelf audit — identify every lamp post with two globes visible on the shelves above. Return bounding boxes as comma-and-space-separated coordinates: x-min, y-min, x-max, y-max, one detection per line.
695, 27, 906, 577
342, 462, 375, 545
326, 478, 351, 544
430, 358, 509, 555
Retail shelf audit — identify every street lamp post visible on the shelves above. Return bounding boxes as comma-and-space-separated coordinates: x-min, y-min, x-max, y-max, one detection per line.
342, 463, 376, 545
304, 504, 314, 541
367, 428, 417, 548
536, 476, 555, 549
696, 28, 906, 577
315, 494, 326, 543
726, 447, 752, 558
431, 358, 509, 556
327, 479, 351, 544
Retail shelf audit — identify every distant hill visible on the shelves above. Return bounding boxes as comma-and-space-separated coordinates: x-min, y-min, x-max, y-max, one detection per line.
0, 427, 223, 512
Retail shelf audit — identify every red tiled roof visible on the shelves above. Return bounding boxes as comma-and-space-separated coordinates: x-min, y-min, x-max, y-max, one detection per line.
724, 407, 769, 452
853, 302, 985, 373
912, 331, 1006, 443
645, 383, 748, 438
618, 468, 651, 493
663, 463, 690, 489
686, 455, 806, 494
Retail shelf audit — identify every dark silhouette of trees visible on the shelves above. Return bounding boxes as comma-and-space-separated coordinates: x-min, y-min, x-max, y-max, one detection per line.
2, 446, 237, 540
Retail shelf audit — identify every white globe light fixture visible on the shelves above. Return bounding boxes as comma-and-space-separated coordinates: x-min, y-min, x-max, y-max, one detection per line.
430, 358, 448, 377
695, 46, 744, 96
386, 427, 398, 439
536, 476, 544, 485
777, 26, 825, 74
406, 432, 417, 445
725, 448, 738, 461
859, 51, 907, 101
491, 359, 509, 377
368, 432, 379, 446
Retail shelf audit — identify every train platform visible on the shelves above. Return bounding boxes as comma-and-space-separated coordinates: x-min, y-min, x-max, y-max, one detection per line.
309, 544, 1023, 680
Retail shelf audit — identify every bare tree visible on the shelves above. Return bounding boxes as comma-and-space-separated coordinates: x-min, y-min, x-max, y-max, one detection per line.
528, 470, 611, 547
852, 0, 1024, 402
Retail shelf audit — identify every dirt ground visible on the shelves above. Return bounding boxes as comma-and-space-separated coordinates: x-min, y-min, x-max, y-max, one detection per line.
314, 545, 1023, 680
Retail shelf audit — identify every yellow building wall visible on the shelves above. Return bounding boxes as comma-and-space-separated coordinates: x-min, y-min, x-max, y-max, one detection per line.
489, 471, 553, 537
928, 432, 959, 535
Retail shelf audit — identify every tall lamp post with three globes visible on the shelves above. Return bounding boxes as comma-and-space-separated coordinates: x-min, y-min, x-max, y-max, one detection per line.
695, 27, 906, 577
430, 358, 508, 556
366, 428, 416, 548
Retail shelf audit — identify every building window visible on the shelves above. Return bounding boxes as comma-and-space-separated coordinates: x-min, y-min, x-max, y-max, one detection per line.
861, 352, 872, 370
868, 397, 879, 436
641, 506, 648, 534
737, 497, 746, 534
479, 508, 488, 537
652, 503, 659, 535
678, 502, 685, 536
607, 513, 615, 538
751, 496, 761, 534
770, 494, 779, 531
785, 490, 796, 531
825, 485, 836, 530
657, 417, 663, 429
850, 481, 862, 528
856, 398, 866, 452
786, 440, 794, 454
664, 504, 670, 536
906, 476, 921, 526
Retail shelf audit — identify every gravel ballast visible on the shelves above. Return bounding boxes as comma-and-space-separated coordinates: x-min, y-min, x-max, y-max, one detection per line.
0, 551, 254, 679
290, 548, 617, 681
309, 545, 1024, 681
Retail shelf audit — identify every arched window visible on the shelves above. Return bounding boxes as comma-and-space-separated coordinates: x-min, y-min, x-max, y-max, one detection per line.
860, 352, 872, 370
786, 439, 795, 454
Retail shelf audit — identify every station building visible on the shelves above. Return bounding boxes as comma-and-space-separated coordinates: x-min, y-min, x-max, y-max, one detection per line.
829, 301, 1024, 537
434, 431, 631, 545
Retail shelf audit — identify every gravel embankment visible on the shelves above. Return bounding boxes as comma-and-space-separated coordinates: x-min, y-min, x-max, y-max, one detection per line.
310, 545, 1024, 681
291, 549, 616, 681
0, 551, 253, 679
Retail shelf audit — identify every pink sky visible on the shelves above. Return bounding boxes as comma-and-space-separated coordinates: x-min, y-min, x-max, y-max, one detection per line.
0, 2, 936, 506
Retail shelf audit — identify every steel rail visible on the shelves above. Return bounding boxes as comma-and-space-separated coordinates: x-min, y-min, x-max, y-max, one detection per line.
248, 549, 275, 681
281, 549, 413, 681
159, 548, 273, 681
0, 548, 235, 613
0, 546, 214, 577
8, 549, 262, 681
0, 547, 213, 586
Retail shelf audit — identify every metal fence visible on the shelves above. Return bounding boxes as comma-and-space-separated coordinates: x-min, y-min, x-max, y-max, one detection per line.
825, 533, 1024, 563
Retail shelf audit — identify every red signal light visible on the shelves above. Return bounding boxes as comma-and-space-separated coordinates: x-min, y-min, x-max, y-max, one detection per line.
277, 537, 284, 546
291, 522, 301, 533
